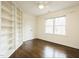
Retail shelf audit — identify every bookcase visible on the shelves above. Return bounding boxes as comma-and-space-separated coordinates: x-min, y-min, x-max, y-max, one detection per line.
0, 1, 23, 57
15, 6, 23, 49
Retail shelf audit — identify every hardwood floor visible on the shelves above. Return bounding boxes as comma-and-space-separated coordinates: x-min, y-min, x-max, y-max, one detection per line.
10, 39, 79, 58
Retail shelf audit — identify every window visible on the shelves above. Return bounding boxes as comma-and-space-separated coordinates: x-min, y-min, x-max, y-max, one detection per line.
45, 16, 66, 35
54, 17, 66, 35
45, 19, 54, 34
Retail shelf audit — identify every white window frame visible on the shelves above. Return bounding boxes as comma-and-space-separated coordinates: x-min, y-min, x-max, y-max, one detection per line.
45, 19, 54, 34
45, 16, 66, 35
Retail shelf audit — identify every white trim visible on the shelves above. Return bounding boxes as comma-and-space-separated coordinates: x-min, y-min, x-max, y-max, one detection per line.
7, 42, 23, 58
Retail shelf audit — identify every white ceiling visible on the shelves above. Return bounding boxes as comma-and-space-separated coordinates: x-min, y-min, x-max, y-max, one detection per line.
14, 1, 79, 16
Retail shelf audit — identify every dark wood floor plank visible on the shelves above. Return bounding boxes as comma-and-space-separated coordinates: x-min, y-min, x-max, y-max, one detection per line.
10, 39, 79, 58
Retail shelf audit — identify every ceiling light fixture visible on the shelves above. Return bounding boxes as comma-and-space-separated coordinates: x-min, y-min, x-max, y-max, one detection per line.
38, 4, 44, 9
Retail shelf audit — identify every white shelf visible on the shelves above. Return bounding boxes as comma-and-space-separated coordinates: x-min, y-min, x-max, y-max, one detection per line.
1, 16, 14, 22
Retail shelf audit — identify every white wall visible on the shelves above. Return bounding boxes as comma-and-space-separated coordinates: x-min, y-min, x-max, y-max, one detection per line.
23, 13, 36, 41
36, 5, 79, 49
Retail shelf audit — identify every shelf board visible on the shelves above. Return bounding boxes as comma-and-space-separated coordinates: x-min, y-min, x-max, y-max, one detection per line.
1, 33, 14, 36
1, 25, 14, 29
1, 25, 14, 28
1, 16, 14, 22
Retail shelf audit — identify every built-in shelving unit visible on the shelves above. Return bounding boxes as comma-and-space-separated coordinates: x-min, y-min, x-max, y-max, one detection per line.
0, 1, 23, 57
15, 7, 23, 48
1, 1, 14, 57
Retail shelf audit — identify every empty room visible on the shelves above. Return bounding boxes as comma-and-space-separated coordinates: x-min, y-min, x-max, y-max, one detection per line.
0, 1, 79, 58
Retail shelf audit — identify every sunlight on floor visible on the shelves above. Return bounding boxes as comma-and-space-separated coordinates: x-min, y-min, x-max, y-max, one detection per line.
54, 49, 67, 58
43, 46, 54, 57
43, 46, 67, 58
